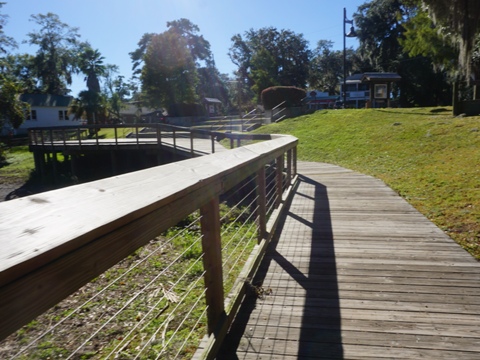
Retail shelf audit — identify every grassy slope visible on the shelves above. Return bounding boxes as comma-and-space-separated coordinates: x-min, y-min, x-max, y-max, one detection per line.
256, 107, 480, 259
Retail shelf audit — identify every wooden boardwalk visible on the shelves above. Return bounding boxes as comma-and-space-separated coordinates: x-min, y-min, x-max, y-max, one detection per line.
218, 161, 480, 359
30, 135, 228, 156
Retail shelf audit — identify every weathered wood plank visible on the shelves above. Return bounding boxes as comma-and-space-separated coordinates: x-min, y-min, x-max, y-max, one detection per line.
243, 325, 480, 351
219, 161, 480, 359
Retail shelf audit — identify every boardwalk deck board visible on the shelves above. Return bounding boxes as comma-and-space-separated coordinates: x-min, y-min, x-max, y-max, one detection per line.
218, 161, 480, 359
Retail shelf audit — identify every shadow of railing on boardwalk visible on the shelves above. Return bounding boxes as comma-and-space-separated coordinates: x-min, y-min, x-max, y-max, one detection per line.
217, 174, 343, 358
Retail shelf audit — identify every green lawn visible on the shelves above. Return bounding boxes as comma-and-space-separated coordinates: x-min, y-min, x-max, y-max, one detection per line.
255, 107, 480, 259
0, 145, 35, 183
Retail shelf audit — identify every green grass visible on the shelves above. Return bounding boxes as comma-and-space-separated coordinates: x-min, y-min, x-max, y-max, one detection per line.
97, 127, 137, 139
255, 106, 480, 259
0, 146, 35, 183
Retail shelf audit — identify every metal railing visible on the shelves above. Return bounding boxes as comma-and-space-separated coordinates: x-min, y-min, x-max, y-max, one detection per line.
271, 101, 287, 122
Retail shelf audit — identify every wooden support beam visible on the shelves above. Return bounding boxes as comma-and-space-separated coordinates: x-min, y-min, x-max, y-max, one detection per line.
286, 149, 292, 187
256, 167, 267, 243
275, 155, 284, 208
200, 197, 225, 335
293, 146, 297, 176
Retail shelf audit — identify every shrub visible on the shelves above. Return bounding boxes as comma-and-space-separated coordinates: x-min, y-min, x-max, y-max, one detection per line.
261, 86, 306, 110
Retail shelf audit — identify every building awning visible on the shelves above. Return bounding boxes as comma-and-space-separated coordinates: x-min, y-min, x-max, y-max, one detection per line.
361, 72, 401, 83
204, 97, 222, 104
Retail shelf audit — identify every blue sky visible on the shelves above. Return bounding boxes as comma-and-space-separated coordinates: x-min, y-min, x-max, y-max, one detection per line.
3, 0, 365, 95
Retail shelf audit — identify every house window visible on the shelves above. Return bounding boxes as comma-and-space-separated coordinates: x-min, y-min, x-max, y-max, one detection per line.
26, 110, 37, 121
59, 110, 69, 120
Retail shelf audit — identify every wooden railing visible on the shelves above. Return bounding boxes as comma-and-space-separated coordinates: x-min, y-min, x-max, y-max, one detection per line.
28, 123, 272, 155
0, 131, 298, 358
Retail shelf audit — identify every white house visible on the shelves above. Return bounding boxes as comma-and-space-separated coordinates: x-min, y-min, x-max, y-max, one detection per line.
17, 94, 83, 135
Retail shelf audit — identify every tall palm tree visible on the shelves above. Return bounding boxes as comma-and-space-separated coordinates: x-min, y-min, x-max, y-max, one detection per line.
79, 46, 106, 93
76, 46, 106, 130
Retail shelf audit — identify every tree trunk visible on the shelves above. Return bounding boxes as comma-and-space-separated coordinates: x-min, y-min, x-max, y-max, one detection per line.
452, 81, 460, 116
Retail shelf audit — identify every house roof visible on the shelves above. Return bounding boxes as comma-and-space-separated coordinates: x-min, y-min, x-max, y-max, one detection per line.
346, 73, 364, 83
20, 94, 73, 107
204, 97, 222, 104
361, 72, 401, 82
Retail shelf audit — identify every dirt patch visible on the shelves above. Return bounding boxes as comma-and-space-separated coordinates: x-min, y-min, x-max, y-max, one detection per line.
0, 177, 45, 202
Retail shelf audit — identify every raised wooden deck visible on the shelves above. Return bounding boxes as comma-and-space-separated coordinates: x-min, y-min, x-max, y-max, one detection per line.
219, 161, 480, 359
30, 134, 229, 156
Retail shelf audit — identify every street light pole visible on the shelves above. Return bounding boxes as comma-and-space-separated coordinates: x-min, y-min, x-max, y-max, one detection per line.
343, 7, 356, 108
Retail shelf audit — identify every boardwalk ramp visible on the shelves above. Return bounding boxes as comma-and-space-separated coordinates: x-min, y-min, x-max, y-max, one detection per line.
219, 161, 480, 359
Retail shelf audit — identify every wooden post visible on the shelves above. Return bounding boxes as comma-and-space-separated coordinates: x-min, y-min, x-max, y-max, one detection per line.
190, 132, 194, 156
70, 154, 77, 180
173, 128, 177, 155
135, 126, 140, 149
211, 134, 215, 154
49, 129, 54, 150
52, 151, 58, 184
286, 149, 292, 187
275, 155, 284, 208
111, 151, 118, 175
93, 127, 98, 150
76, 128, 82, 150
293, 146, 297, 176
200, 197, 225, 334
256, 167, 267, 243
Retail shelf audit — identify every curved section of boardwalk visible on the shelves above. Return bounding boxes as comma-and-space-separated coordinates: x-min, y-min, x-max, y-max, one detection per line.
219, 161, 480, 359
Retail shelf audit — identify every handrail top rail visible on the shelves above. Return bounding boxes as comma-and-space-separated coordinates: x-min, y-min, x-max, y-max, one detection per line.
27, 124, 272, 143
272, 101, 287, 110
0, 134, 297, 288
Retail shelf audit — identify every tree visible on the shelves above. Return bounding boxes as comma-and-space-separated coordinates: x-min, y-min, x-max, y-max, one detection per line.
141, 30, 197, 108
354, 0, 415, 72
0, 2, 17, 53
26, 13, 80, 95
400, 8, 458, 72
103, 70, 134, 121
133, 19, 215, 109
309, 40, 351, 94
129, 33, 154, 80
78, 44, 106, 93
0, 54, 39, 93
353, 0, 453, 106
229, 27, 310, 102
69, 90, 106, 127
0, 74, 29, 130
421, 0, 480, 77
166, 18, 213, 67
72, 44, 108, 128
196, 66, 229, 110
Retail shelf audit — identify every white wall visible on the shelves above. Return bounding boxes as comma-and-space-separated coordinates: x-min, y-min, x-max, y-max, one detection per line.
17, 106, 83, 135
